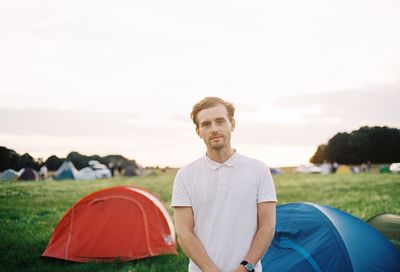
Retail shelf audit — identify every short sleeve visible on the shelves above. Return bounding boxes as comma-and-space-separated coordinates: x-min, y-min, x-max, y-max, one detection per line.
257, 164, 277, 203
171, 170, 192, 207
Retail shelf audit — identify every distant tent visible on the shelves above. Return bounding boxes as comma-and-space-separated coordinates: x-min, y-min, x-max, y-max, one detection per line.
18, 168, 38, 181
336, 165, 351, 174
54, 161, 80, 180
389, 162, 400, 173
379, 165, 391, 173
42, 186, 178, 262
320, 163, 332, 174
0, 169, 18, 181
123, 165, 136, 176
367, 213, 400, 248
295, 164, 321, 174
78, 167, 96, 180
270, 168, 283, 175
262, 202, 400, 272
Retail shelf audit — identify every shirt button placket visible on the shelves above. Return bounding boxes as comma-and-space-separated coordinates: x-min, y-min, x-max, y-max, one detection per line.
218, 166, 228, 190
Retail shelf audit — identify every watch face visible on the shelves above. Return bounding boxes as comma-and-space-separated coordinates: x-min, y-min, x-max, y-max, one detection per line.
245, 263, 254, 271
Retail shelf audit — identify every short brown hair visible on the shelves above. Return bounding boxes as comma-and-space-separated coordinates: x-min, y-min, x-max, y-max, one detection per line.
191, 97, 235, 127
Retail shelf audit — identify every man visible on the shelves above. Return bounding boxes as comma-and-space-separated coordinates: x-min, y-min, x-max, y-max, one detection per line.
171, 97, 277, 272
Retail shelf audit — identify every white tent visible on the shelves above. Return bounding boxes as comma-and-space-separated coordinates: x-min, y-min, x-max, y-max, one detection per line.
295, 164, 321, 174
78, 167, 96, 180
320, 163, 332, 174
0, 169, 18, 181
389, 163, 400, 173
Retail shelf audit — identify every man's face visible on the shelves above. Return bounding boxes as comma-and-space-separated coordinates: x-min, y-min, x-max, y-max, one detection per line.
196, 105, 235, 151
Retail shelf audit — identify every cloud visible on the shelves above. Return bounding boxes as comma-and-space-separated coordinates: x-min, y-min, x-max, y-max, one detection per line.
1, 82, 399, 164
234, 82, 400, 146
0, 107, 192, 140
235, 122, 336, 146
276, 82, 400, 126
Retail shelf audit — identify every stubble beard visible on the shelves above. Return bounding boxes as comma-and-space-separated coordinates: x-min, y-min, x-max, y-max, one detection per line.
210, 142, 225, 151
208, 135, 230, 151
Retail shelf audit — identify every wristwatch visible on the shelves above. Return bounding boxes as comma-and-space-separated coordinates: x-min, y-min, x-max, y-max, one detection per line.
240, 260, 255, 272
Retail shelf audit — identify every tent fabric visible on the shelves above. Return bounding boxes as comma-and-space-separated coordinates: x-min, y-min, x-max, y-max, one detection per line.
42, 186, 177, 262
18, 168, 38, 181
78, 167, 96, 180
389, 163, 400, 173
367, 213, 400, 243
123, 165, 136, 176
262, 203, 400, 272
379, 165, 391, 173
336, 165, 351, 174
54, 161, 80, 180
0, 169, 18, 181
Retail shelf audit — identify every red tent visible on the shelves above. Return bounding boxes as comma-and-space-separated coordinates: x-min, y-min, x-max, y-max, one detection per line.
42, 186, 177, 262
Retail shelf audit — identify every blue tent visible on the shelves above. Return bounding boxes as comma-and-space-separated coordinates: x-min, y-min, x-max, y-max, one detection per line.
262, 203, 400, 272
54, 161, 80, 180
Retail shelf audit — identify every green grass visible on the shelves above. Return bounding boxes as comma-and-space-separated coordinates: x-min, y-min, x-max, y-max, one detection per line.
0, 172, 399, 271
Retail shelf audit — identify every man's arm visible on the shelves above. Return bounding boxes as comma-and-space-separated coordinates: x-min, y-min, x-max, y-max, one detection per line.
174, 206, 220, 272
233, 201, 276, 272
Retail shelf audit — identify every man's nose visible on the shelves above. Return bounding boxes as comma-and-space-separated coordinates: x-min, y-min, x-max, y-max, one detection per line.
210, 122, 218, 132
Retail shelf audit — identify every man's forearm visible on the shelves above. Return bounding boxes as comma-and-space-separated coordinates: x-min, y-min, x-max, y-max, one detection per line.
237, 201, 276, 270
178, 231, 220, 272
244, 225, 275, 265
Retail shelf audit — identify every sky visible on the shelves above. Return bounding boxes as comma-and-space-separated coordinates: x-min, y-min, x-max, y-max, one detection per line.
1, 0, 399, 167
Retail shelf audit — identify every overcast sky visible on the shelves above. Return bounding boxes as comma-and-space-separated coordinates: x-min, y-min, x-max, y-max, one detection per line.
1, 1, 399, 167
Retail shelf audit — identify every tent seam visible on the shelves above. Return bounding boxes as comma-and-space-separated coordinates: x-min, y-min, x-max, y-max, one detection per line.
307, 203, 354, 272
90, 195, 155, 256
65, 206, 74, 260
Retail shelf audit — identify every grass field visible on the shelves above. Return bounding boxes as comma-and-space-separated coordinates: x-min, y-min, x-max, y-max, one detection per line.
0, 172, 399, 271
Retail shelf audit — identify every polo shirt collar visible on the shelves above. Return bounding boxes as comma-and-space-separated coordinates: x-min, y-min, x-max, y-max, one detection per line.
204, 150, 239, 170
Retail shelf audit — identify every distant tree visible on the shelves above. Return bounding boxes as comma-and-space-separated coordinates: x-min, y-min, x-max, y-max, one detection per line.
18, 153, 40, 170
88, 155, 108, 166
45, 155, 64, 171
366, 126, 400, 163
310, 126, 400, 164
1, 146, 139, 172
349, 127, 370, 163
66, 152, 137, 170
66, 151, 87, 170
0, 146, 20, 171
323, 132, 350, 164
310, 144, 327, 164
105, 155, 138, 169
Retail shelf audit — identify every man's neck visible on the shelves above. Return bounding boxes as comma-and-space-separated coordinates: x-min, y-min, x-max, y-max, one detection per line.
206, 147, 235, 164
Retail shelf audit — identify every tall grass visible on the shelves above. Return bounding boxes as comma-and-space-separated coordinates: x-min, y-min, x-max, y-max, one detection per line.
0, 172, 398, 271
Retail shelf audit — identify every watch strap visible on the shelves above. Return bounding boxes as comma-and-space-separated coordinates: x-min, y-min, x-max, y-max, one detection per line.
240, 260, 255, 272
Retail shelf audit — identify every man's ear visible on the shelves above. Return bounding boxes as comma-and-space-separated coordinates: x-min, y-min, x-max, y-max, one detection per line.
196, 126, 202, 138
230, 118, 236, 131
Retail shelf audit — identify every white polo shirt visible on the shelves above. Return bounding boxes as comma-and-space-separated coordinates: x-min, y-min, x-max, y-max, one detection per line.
171, 151, 277, 272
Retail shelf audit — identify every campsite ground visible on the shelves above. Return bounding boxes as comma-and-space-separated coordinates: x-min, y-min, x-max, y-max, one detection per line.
0, 172, 399, 271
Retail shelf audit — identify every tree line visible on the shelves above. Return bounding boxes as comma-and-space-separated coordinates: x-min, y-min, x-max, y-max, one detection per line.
0, 146, 138, 172
310, 126, 400, 164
